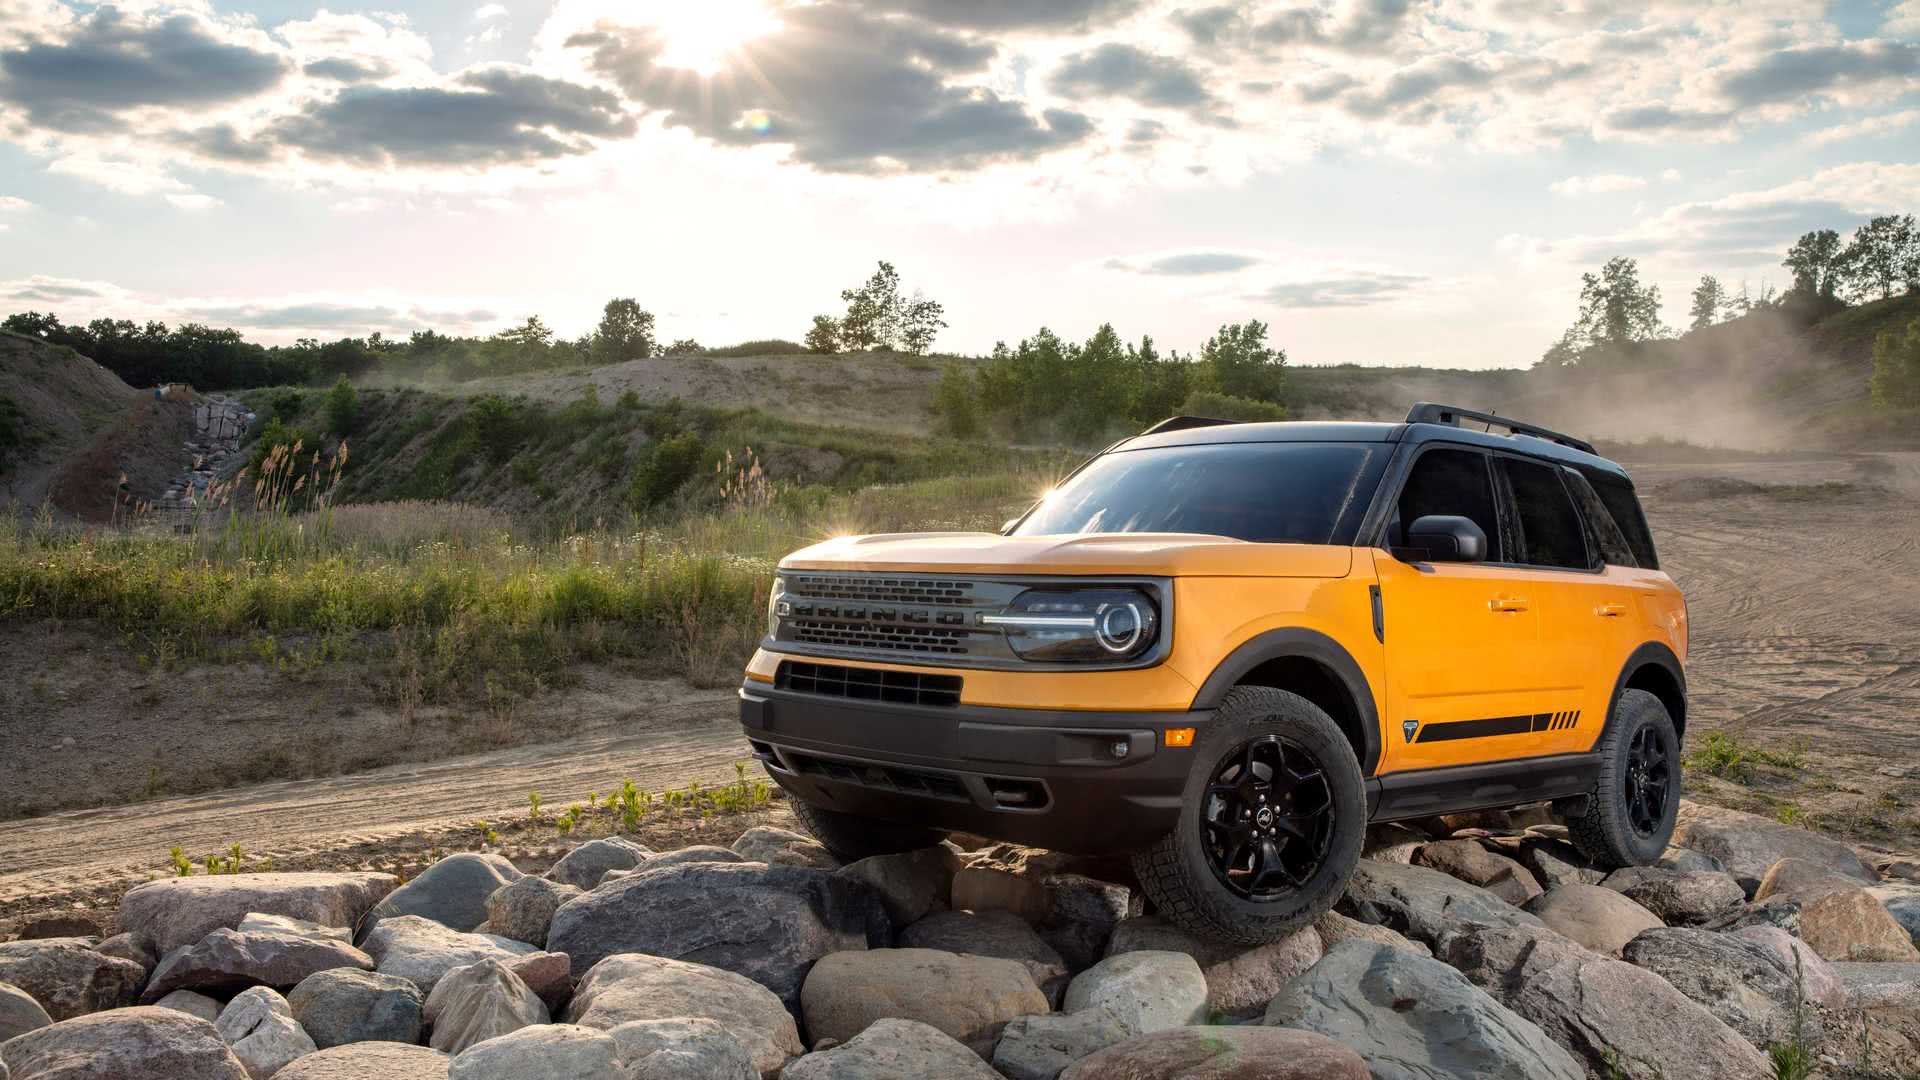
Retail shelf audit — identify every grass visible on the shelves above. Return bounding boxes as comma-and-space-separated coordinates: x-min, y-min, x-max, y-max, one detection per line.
1684, 731, 1807, 785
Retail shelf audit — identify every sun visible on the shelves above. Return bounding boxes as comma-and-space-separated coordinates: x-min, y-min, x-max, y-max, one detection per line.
650, 0, 782, 76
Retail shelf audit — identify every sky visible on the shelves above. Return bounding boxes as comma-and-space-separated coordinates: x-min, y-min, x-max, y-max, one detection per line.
0, 0, 1916, 369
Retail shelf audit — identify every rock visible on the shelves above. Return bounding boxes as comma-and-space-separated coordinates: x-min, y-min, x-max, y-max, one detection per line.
216, 987, 316, 1080
94, 932, 157, 972
0, 938, 145, 1020
504, 951, 571, 1012
1600, 866, 1745, 925
836, 847, 960, 926
1439, 808, 1518, 834
545, 839, 653, 891
1671, 801, 1876, 893
1831, 962, 1920, 1009
1796, 887, 1920, 962
899, 910, 1070, 1005
1105, 917, 1322, 1020
991, 1009, 1133, 1080
142, 928, 375, 1002
782, 1018, 1000, 1080
1061, 952, 1205, 1035
359, 916, 538, 995
235, 915, 352, 945
1658, 846, 1727, 874
1869, 881, 1920, 947
1754, 856, 1863, 905
0, 1007, 249, 1080
1621, 927, 1813, 1047
480, 877, 579, 949
545, 861, 889, 1010
422, 958, 548, 1055
607, 1018, 757, 1080
14, 914, 102, 940
1336, 860, 1544, 948
1413, 839, 1544, 905
564, 953, 802, 1076
1311, 910, 1430, 959
1444, 924, 1770, 1080
1362, 823, 1431, 863
733, 826, 837, 869
153, 989, 223, 1023
1514, 839, 1603, 890
275, 1043, 450, 1080
368, 855, 523, 935
287, 968, 423, 1048
445, 1023, 619, 1079
1037, 874, 1136, 972
1730, 925, 1848, 1010
1059, 1026, 1368, 1079
0, 980, 53, 1042
1522, 885, 1663, 956
1264, 940, 1583, 1080
801, 948, 1048, 1056
117, 874, 397, 956
634, 846, 744, 873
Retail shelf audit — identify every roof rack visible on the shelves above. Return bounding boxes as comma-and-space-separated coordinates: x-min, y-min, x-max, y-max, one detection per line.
1404, 402, 1597, 456
1139, 415, 1240, 436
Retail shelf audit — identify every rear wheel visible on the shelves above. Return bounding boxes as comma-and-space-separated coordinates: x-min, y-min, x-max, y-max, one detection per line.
787, 796, 948, 862
1564, 688, 1680, 868
1132, 687, 1366, 945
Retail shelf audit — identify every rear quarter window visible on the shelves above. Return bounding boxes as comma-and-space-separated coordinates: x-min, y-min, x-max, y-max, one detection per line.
1581, 468, 1659, 570
1561, 467, 1637, 568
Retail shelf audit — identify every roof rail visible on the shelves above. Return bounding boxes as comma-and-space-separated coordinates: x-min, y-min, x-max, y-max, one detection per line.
1404, 402, 1597, 456
1139, 415, 1239, 436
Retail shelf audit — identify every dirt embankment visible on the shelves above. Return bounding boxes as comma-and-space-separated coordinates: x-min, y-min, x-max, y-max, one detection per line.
0, 331, 142, 509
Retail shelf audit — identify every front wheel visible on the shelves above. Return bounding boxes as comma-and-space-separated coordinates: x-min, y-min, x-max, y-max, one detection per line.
787, 795, 948, 863
1132, 687, 1366, 945
1563, 688, 1681, 869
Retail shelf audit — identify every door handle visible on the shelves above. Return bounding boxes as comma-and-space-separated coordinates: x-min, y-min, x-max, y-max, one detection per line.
1595, 603, 1628, 618
1489, 597, 1529, 613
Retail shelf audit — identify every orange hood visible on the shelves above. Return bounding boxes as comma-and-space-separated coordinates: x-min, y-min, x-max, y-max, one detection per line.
778, 531, 1354, 578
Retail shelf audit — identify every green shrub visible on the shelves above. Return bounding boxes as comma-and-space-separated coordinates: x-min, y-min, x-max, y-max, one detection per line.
704, 339, 810, 358
323, 376, 358, 435
1181, 390, 1289, 423
931, 363, 979, 438
630, 433, 705, 508
1869, 317, 1920, 410
0, 393, 40, 476
269, 388, 305, 423
467, 395, 523, 463
247, 416, 318, 472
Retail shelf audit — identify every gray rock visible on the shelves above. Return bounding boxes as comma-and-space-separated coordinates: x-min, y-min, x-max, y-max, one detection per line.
1105, 916, 1322, 1020
733, 826, 837, 869
0, 1007, 249, 1080
287, 968, 423, 1048
94, 932, 157, 973
564, 953, 802, 1077
153, 989, 223, 1023
546, 861, 889, 1009
1037, 874, 1136, 972
1444, 924, 1770, 1080
0, 938, 145, 1020
216, 987, 316, 1080
1868, 881, 1920, 947
633, 846, 744, 873
545, 839, 653, 891
117, 874, 397, 956
782, 1018, 1001, 1080
1621, 927, 1814, 1047
446, 1023, 620, 1080
1515, 839, 1603, 890
608, 1018, 757, 1080
480, 877, 579, 949
1658, 846, 1727, 874
0, 980, 53, 1042
1753, 857, 1863, 905
359, 916, 538, 995
1522, 885, 1663, 955
142, 928, 374, 1002
504, 951, 572, 1013
235, 915, 352, 944
1671, 801, 1877, 893
1413, 839, 1544, 906
1336, 860, 1544, 948
836, 846, 961, 927
1794, 885, 1920, 962
992, 1009, 1133, 1080
1264, 940, 1583, 1080
423, 958, 548, 1055
367, 854, 523, 935
1362, 823, 1429, 864
1059, 1026, 1370, 1079
1311, 910, 1430, 959
1830, 961, 1920, 1009
275, 1042, 449, 1080
1730, 925, 1848, 1010
801, 948, 1048, 1056
1061, 952, 1206, 1035
1601, 867, 1746, 926
898, 910, 1069, 1005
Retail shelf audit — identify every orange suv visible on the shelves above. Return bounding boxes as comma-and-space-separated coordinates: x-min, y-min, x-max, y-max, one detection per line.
740, 404, 1687, 943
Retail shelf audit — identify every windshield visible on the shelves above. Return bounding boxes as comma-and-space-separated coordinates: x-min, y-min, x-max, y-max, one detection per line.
1014, 442, 1384, 545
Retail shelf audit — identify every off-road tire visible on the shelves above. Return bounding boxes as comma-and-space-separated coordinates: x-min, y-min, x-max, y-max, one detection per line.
1564, 688, 1680, 869
1131, 686, 1367, 945
787, 796, 947, 862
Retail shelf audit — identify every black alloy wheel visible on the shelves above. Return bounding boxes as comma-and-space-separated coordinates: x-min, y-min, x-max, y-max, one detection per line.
1624, 724, 1672, 836
1200, 734, 1335, 901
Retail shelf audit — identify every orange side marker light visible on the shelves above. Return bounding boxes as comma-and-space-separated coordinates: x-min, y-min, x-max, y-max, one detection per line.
1164, 727, 1196, 748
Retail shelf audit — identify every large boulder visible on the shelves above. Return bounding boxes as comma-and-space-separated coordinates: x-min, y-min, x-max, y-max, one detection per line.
992, 1009, 1133, 1080
1513, 839, 1604, 890
0, 981, 53, 1043
480, 877, 579, 949
0, 939, 145, 1021
782, 1018, 1000, 1080
951, 847, 1140, 969
836, 847, 961, 927
274, 1043, 449, 1080
634, 847, 744, 873
801, 949, 1047, 1056
1796, 888, 1920, 962
142, 928, 374, 1002
1061, 952, 1206, 1035
153, 990, 222, 1022
1413, 840, 1543, 906
236, 915, 351, 944
1037, 875, 1136, 972
1336, 860, 1544, 948
898, 911, 1069, 1005
1522, 885, 1663, 956
94, 933, 157, 974
563, 953, 802, 1076
0, 1007, 249, 1080
504, 952, 572, 1013
1264, 940, 1583, 1080
1730, 925, 1848, 1010
117, 874, 397, 956
1753, 856, 1862, 905
445, 1024, 620, 1080
1671, 802, 1876, 893
607, 1018, 757, 1080
287, 968, 423, 1048
367, 855, 522, 935
1869, 881, 1920, 946
215, 987, 316, 1080
1059, 1026, 1368, 1079
546, 839, 653, 892
733, 827, 836, 869
359, 916, 538, 995
1104, 917, 1322, 1020
1831, 962, 1920, 1009
1600, 867, 1745, 926
1311, 911, 1430, 958
1621, 927, 1814, 1047
1444, 924, 1770, 1080
545, 861, 890, 1010
422, 959, 548, 1056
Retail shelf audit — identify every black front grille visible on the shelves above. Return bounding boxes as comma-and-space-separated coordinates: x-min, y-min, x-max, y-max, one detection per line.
788, 575, 977, 606
776, 660, 963, 708
789, 620, 971, 655
783, 749, 970, 801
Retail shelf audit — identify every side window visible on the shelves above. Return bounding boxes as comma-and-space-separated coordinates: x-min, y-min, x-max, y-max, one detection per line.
1561, 467, 1636, 567
1582, 469, 1659, 570
1395, 448, 1500, 559
1498, 458, 1591, 570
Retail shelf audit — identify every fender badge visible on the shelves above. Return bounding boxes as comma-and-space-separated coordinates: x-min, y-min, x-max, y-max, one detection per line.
1402, 720, 1419, 743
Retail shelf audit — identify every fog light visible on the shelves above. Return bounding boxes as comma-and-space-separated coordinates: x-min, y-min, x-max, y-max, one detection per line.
1110, 740, 1130, 760
1164, 727, 1196, 748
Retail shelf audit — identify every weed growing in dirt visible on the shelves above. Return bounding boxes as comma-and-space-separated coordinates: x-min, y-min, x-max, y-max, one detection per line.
1767, 949, 1816, 1080
526, 792, 543, 823
1685, 731, 1806, 784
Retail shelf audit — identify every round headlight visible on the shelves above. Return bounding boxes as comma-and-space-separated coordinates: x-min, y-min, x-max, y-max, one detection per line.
1096, 601, 1148, 654
986, 586, 1160, 662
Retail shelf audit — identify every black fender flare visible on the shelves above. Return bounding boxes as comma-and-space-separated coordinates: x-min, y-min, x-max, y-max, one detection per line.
1592, 640, 1688, 750
1189, 627, 1383, 777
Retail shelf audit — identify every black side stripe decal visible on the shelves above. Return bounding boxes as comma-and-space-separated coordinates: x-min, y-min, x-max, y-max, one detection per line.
1416, 709, 1581, 743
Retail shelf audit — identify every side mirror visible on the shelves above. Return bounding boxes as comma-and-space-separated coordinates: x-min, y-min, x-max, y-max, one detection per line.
1406, 515, 1488, 563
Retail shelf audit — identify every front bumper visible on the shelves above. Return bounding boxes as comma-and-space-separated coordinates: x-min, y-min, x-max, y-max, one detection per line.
739, 680, 1213, 855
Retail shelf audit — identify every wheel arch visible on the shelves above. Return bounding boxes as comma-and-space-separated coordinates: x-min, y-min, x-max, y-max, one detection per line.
1605, 641, 1688, 746
1191, 628, 1382, 777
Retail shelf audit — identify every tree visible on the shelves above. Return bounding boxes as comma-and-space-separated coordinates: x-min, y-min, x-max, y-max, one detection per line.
1688, 275, 1727, 332
664, 338, 702, 356
815, 261, 947, 355
1783, 229, 1845, 300
498, 316, 554, 349
1838, 215, 1918, 303
931, 363, 979, 438
1541, 257, 1668, 365
592, 299, 656, 364
804, 315, 840, 354
322, 376, 358, 435
1199, 320, 1287, 401
1870, 318, 1920, 411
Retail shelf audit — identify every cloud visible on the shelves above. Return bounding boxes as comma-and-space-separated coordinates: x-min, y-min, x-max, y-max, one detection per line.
46, 153, 193, 196
0, 275, 505, 339
474, 3, 509, 20
1252, 271, 1426, 308
1051, 43, 1215, 112
0, 195, 30, 211
1715, 41, 1919, 108
1806, 108, 1920, 144
303, 58, 392, 83
1106, 249, 1265, 275
860, 0, 1142, 31
1253, 0, 1419, 55
164, 192, 220, 210
276, 11, 435, 85
1599, 103, 1737, 137
0, 275, 115, 303
1549, 171, 1680, 196
1173, 5, 1240, 44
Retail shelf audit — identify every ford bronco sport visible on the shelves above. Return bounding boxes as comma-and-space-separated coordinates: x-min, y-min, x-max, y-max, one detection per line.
739, 403, 1687, 943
